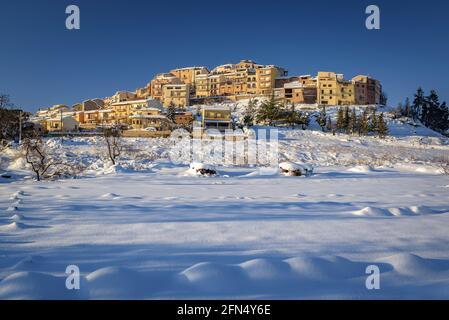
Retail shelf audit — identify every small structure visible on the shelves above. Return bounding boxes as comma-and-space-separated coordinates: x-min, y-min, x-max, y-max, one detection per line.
201, 106, 232, 132
46, 116, 79, 132
129, 114, 170, 130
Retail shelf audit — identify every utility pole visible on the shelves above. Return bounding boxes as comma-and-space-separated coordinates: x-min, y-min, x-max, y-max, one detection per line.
60, 109, 64, 144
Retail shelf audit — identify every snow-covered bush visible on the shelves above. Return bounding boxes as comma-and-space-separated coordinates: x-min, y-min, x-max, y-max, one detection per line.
188, 163, 217, 176
279, 162, 313, 177
435, 156, 449, 175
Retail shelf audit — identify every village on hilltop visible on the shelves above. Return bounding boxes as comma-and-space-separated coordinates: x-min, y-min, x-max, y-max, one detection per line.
31, 60, 383, 136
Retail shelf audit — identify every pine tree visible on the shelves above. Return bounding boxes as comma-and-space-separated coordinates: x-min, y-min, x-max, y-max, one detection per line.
343, 107, 350, 131
370, 109, 378, 133
350, 108, 357, 134
404, 97, 411, 118
358, 109, 369, 136
380, 91, 388, 106
166, 102, 177, 123
377, 112, 389, 138
255, 94, 281, 126
326, 116, 333, 132
316, 106, 327, 131
394, 102, 404, 119
412, 87, 425, 122
299, 112, 310, 130
336, 107, 345, 131
243, 99, 257, 127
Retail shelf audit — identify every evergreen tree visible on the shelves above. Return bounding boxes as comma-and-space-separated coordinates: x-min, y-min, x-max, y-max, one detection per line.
350, 108, 357, 134
380, 90, 388, 106
255, 94, 281, 126
394, 102, 404, 119
299, 112, 310, 130
336, 107, 345, 131
243, 99, 257, 127
358, 109, 369, 136
343, 107, 350, 131
412, 87, 425, 122
166, 102, 177, 123
370, 109, 378, 133
377, 112, 389, 138
404, 97, 411, 118
326, 116, 333, 132
316, 106, 327, 131
426, 91, 449, 134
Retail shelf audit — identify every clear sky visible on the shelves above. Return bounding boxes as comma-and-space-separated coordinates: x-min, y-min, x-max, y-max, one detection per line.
1, 0, 448, 111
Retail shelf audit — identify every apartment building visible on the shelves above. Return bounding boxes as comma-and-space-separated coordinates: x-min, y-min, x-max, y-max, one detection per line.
150, 73, 183, 100
256, 65, 288, 96
72, 99, 104, 112
170, 66, 209, 86
194, 74, 210, 98
352, 75, 382, 105
110, 99, 151, 124
317, 72, 355, 105
107, 91, 137, 105
209, 74, 226, 97
276, 81, 318, 105
162, 83, 190, 107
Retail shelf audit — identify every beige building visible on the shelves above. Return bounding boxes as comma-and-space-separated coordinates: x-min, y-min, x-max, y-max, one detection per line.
317, 72, 355, 105
150, 73, 183, 100
110, 99, 151, 125
352, 75, 382, 105
256, 66, 288, 96
201, 106, 232, 131
162, 83, 190, 107
46, 116, 79, 132
72, 99, 103, 112
130, 114, 170, 130
194, 74, 211, 98
170, 67, 209, 86
276, 81, 317, 105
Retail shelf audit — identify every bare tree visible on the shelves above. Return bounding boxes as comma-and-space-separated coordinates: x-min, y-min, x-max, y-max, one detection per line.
23, 138, 60, 181
436, 156, 449, 175
103, 127, 123, 165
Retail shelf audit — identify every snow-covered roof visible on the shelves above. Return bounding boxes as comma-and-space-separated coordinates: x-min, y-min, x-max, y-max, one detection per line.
202, 106, 231, 111
284, 81, 305, 89
111, 99, 148, 106
129, 114, 167, 119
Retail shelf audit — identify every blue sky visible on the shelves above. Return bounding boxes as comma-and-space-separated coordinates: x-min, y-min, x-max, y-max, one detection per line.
1, 0, 448, 111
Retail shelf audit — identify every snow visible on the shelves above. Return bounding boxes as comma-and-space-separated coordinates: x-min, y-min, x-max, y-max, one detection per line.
1, 105, 449, 299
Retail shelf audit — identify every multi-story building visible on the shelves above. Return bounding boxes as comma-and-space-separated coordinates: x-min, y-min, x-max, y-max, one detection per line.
201, 106, 232, 131
162, 83, 190, 107
256, 65, 288, 96
110, 99, 151, 125
150, 73, 183, 100
72, 99, 104, 112
194, 74, 210, 98
317, 72, 355, 105
170, 67, 209, 86
209, 74, 226, 97
276, 81, 317, 105
352, 75, 382, 105
107, 91, 137, 105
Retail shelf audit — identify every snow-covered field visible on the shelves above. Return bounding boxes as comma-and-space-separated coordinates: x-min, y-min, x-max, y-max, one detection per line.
1, 111, 449, 299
